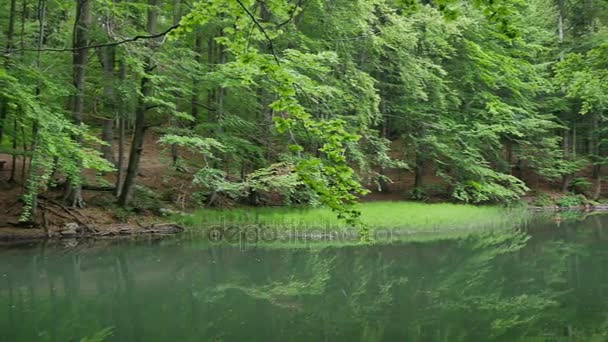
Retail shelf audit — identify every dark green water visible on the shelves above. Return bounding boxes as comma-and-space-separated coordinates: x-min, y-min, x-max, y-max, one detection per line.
2, 213, 608, 341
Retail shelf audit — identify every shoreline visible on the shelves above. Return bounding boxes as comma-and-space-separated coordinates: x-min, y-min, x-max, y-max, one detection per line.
1, 202, 605, 243
0, 223, 184, 243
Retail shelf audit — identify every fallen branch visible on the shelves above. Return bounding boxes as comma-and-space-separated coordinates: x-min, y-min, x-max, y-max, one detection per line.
39, 198, 97, 233
82, 184, 116, 192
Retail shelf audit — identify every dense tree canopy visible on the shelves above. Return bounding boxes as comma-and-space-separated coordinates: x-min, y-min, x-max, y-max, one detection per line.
0, 0, 606, 226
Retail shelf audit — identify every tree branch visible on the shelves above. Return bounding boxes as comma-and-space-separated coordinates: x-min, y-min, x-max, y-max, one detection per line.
6, 24, 180, 55
235, 0, 281, 66
276, 0, 305, 28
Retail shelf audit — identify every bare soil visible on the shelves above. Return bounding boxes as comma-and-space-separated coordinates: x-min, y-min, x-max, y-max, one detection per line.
0, 132, 190, 241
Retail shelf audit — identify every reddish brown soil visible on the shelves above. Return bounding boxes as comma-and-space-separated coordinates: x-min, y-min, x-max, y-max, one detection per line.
0, 132, 193, 240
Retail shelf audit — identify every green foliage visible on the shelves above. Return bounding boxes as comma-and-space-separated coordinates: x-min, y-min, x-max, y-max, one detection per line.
130, 185, 165, 214
556, 44, 608, 115
571, 176, 592, 195
556, 194, 587, 208
1, 0, 607, 227
190, 163, 319, 207
0, 67, 114, 221
80, 327, 114, 342
179, 201, 529, 233
531, 192, 553, 207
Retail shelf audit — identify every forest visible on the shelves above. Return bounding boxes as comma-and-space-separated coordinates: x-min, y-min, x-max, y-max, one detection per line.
0, 0, 607, 229
3, 1, 608, 340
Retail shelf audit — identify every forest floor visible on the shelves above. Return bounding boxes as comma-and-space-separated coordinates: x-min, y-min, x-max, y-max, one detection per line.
0, 132, 604, 242
0, 133, 191, 241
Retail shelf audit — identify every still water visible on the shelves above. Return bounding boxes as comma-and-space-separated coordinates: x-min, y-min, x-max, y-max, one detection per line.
1, 212, 608, 341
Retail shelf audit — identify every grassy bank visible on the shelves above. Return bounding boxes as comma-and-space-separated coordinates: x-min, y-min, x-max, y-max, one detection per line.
177, 201, 530, 234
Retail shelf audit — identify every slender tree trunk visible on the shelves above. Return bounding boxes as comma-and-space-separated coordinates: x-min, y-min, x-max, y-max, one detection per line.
20, 0, 26, 56
191, 28, 203, 124
8, 118, 17, 183
118, 0, 158, 206
378, 102, 389, 192
115, 58, 127, 197
20, 125, 27, 190
592, 165, 602, 200
572, 126, 577, 159
64, 0, 91, 208
558, 0, 565, 61
171, 0, 183, 166
414, 152, 425, 190
557, 0, 573, 194
172, 0, 181, 22
206, 35, 215, 120
217, 29, 226, 127
116, 115, 126, 197
101, 118, 115, 163
562, 128, 572, 192
119, 75, 149, 205
99, 46, 116, 165
0, 0, 18, 146
591, 114, 602, 200
24, 0, 46, 220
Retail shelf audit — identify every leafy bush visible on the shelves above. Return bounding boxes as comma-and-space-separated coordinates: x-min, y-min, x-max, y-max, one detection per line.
556, 194, 586, 208
531, 192, 553, 207
409, 187, 427, 201
130, 185, 164, 213
571, 177, 592, 195
112, 207, 133, 223
190, 163, 320, 207
452, 178, 527, 204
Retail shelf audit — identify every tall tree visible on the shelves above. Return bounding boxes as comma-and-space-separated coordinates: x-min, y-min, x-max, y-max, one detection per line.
118, 0, 159, 206
0, 0, 17, 146
64, 0, 91, 208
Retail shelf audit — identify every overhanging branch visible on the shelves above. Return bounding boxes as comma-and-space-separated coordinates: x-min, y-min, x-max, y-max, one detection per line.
235, 0, 281, 66
6, 24, 180, 54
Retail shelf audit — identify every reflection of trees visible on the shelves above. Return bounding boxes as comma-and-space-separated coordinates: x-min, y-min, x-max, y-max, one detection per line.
1, 216, 608, 341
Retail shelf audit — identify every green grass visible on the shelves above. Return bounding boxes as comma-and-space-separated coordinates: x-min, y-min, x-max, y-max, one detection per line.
177, 201, 530, 235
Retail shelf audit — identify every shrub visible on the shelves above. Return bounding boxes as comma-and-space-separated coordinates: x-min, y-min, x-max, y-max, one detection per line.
556, 194, 586, 208
409, 187, 427, 201
131, 185, 164, 213
532, 192, 553, 207
571, 177, 592, 195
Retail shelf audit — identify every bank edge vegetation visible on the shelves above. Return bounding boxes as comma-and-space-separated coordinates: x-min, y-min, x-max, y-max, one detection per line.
0, 0, 606, 230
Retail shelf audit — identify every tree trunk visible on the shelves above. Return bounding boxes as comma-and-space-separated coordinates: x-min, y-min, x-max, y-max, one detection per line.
119, 74, 151, 205
24, 0, 46, 220
414, 153, 425, 190
118, 0, 158, 206
172, 0, 182, 22
101, 118, 115, 164
558, 0, 571, 194
378, 96, 389, 192
8, 118, 17, 183
592, 166, 602, 200
591, 114, 602, 200
191, 28, 203, 124
206, 35, 215, 120
558, 0, 565, 61
116, 115, 126, 197
64, 0, 91, 208
0, 0, 18, 146
115, 58, 127, 197
20, 125, 27, 191
99, 46, 116, 165
170, 0, 184, 166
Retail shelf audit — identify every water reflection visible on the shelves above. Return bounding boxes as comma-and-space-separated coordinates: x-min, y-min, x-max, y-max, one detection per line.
1, 213, 608, 341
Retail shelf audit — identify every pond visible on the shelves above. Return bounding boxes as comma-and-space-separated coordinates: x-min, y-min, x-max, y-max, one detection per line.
1, 212, 607, 341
